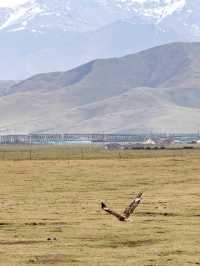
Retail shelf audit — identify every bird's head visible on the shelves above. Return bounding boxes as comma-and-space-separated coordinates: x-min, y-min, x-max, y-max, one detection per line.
138, 192, 143, 197
101, 202, 107, 209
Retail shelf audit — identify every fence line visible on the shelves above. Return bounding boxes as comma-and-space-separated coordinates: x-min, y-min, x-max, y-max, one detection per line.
0, 133, 199, 145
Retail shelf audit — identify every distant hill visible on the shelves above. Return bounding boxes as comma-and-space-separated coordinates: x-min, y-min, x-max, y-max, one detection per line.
0, 80, 17, 88
11, 42, 200, 94
0, 0, 200, 80
0, 80, 18, 95
1, 42, 200, 134
0, 21, 181, 80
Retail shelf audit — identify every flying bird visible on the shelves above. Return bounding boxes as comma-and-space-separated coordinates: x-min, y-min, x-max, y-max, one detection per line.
101, 192, 143, 222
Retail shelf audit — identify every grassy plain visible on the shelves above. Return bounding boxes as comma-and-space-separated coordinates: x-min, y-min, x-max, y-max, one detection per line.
0, 147, 199, 265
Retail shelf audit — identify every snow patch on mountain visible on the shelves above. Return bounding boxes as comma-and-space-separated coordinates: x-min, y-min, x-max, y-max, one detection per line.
0, 0, 31, 8
143, 0, 186, 22
115, 0, 186, 21
0, 0, 42, 30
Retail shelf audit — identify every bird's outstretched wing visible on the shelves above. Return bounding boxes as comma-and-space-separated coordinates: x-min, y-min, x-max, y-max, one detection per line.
122, 192, 143, 219
101, 202, 125, 221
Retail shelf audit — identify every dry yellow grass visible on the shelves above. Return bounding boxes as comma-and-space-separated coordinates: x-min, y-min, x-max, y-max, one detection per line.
0, 150, 199, 265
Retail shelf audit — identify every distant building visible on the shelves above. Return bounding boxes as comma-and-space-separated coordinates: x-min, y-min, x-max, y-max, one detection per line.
157, 137, 174, 147
143, 138, 156, 145
104, 143, 122, 150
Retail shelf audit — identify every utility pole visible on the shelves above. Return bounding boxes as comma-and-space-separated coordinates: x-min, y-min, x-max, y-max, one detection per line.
29, 134, 32, 160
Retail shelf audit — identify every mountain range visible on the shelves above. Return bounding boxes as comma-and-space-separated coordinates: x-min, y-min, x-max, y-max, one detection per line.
1, 42, 200, 134
0, 0, 200, 80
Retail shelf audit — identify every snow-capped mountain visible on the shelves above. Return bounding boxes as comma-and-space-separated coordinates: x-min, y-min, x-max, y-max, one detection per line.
161, 0, 200, 39
0, 0, 187, 32
0, 0, 199, 80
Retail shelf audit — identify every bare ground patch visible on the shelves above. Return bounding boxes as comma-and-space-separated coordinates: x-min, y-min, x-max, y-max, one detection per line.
28, 254, 80, 264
